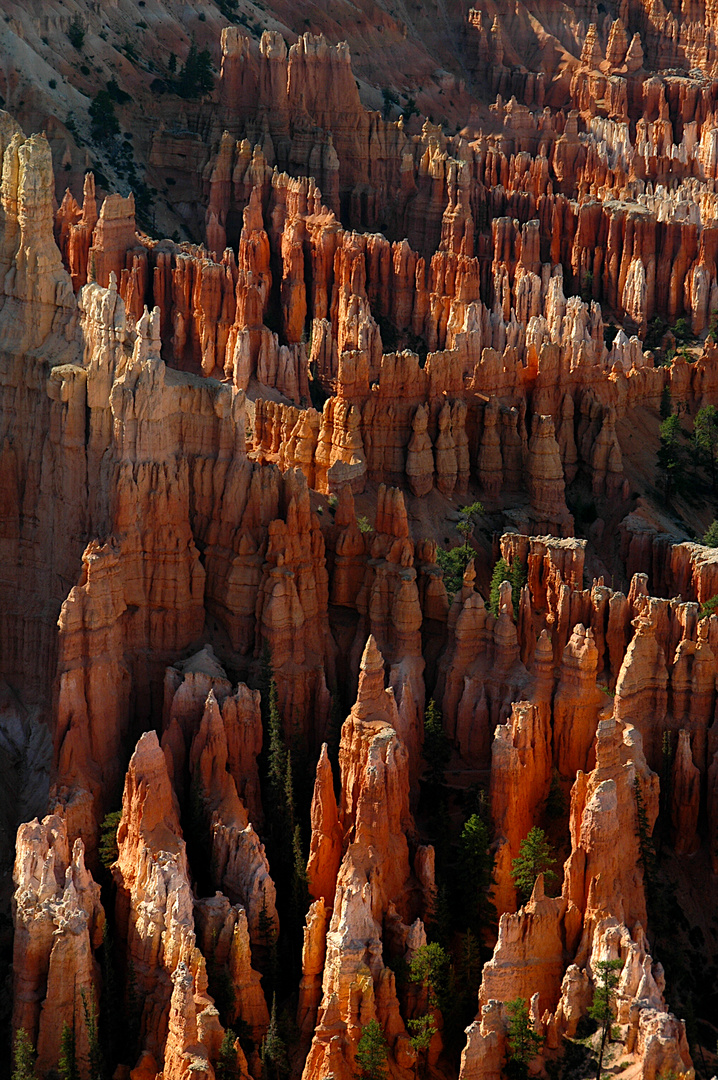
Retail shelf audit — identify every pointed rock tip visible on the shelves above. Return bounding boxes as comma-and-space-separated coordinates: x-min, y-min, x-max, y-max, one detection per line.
361, 635, 385, 673
530, 872, 545, 902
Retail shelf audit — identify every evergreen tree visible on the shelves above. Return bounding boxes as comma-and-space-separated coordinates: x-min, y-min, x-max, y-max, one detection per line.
407, 1015, 436, 1078
422, 698, 450, 796
89, 91, 120, 142
511, 827, 557, 901
458, 929, 483, 1006
409, 942, 450, 1010
216, 1029, 240, 1080
266, 679, 286, 811
291, 823, 310, 925
12, 1029, 36, 1080
456, 500, 484, 553
176, 44, 214, 98
355, 1018, 389, 1080
284, 750, 296, 835
431, 882, 453, 948
58, 1021, 78, 1080
435, 543, 473, 599
693, 404, 718, 488
703, 519, 718, 547
545, 768, 568, 820
98, 809, 122, 870
659, 384, 672, 421
257, 888, 279, 992
260, 996, 288, 1080
657, 413, 685, 503
259, 643, 274, 719
659, 731, 674, 836
489, 557, 511, 616
634, 775, 656, 894
509, 558, 527, 608
700, 593, 718, 619
81, 986, 103, 1080
588, 959, 623, 1080
505, 997, 543, 1080
458, 813, 496, 937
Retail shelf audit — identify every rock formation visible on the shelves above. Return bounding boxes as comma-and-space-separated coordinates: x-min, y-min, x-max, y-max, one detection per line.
3, 8, 718, 1078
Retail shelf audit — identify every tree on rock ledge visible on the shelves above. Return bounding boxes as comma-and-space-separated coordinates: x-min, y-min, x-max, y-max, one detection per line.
511, 826, 557, 902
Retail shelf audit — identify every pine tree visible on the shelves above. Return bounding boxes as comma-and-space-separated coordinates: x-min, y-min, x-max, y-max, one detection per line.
588, 959, 623, 1080
407, 1014, 436, 1079
216, 1029, 240, 1080
284, 749, 296, 836
355, 1018, 389, 1080
704, 519, 718, 547
58, 1021, 78, 1080
177, 44, 214, 99
81, 986, 103, 1080
432, 882, 453, 948
259, 643, 274, 721
266, 680, 286, 808
506, 997, 543, 1080
12, 1029, 36, 1080
545, 768, 568, 819
456, 500, 484, 553
458, 929, 483, 1004
409, 942, 450, 1010
98, 809, 122, 870
693, 404, 718, 489
261, 996, 288, 1080
422, 698, 451, 795
458, 813, 496, 937
659, 731, 674, 836
659, 384, 672, 420
511, 826, 557, 901
291, 823, 310, 925
657, 413, 685, 503
489, 557, 511, 616
634, 775, 656, 894
257, 888, 279, 992
509, 558, 527, 609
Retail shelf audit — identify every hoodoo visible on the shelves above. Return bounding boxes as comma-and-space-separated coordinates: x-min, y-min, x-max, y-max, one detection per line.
1, 2, 717, 1077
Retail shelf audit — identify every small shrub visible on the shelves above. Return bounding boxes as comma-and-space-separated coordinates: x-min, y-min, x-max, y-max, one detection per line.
107, 78, 131, 104
673, 316, 691, 344
699, 594, 718, 620
703, 520, 718, 547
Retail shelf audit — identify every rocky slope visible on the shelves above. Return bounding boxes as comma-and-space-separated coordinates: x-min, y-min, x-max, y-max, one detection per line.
1, 3, 718, 1079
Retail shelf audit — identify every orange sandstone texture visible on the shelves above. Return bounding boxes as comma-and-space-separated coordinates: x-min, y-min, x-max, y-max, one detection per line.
3, 11, 718, 1078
